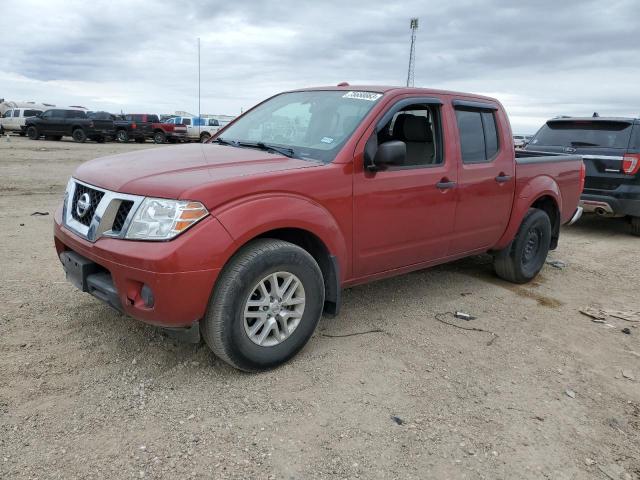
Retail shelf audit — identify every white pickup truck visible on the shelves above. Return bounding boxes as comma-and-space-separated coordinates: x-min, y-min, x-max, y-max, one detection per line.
0, 107, 45, 135
166, 116, 223, 142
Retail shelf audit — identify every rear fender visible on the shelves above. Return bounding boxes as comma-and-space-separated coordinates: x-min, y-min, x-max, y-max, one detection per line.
493, 175, 562, 251
214, 194, 348, 282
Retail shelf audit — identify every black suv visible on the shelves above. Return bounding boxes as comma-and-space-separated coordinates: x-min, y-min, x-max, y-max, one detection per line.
525, 116, 640, 235
25, 109, 115, 143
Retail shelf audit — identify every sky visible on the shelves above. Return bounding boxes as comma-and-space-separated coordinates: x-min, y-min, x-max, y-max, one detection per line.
1, 0, 639, 133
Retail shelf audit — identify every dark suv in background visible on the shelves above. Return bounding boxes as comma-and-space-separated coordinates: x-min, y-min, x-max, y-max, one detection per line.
525, 116, 640, 235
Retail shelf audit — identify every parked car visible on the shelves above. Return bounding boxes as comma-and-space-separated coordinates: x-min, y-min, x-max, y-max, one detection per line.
53, 85, 584, 371
525, 116, 640, 235
114, 114, 187, 144
513, 134, 529, 148
25, 109, 115, 142
168, 116, 222, 142
0, 107, 44, 135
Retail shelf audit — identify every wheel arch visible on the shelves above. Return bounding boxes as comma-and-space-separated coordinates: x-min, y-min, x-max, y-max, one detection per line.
213, 195, 348, 315
494, 175, 562, 250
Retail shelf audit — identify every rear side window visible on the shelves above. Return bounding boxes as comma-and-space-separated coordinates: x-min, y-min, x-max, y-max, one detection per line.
456, 110, 485, 163
23, 110, 42, 117
182, 118, 191, 126
147, 115, 159, 123
530, 120, 633, 149
64, 110, 85, 119
629, 124, 640, 151
51, 110, 66, 118
13, 110, 20, 117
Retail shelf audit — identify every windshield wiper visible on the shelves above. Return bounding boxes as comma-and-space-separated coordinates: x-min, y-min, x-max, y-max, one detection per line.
570, 141, 600, 147
238, 141, 295, 158
214, 137, 238, 146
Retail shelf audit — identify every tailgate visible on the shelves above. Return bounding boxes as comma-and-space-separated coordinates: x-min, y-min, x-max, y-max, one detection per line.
582, 153, 630, 191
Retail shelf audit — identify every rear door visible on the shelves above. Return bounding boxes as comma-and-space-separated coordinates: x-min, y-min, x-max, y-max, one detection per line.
449, 100, 515, 254
527, 119, 635, 193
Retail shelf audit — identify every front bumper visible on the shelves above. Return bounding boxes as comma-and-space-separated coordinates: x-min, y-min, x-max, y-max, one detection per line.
54, 205, 233, 328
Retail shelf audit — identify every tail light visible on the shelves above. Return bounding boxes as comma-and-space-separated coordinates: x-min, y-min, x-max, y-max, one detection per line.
622, 153, 640, 175
131, 122, 137, 129
579, 160, 586, 192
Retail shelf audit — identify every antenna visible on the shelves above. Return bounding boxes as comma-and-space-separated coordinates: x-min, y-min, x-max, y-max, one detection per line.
406, 18, 419, 87
198, 37, 201, 137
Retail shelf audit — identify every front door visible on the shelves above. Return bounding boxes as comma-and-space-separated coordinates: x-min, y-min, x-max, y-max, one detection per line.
353, 98, 458, 277
449, 102, 515, 254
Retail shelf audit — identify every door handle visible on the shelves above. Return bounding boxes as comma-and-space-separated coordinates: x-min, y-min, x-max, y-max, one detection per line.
495, 173, 512, 183
436, 180, 456, 190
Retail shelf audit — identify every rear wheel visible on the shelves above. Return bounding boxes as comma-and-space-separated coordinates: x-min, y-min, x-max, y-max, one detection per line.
116, 130, 129, 143
153, 131, 166, 144
493, 208, 551, 284
27, 126, 39, 140
630, 216, 640, 236
201, 239, 325, 371
72, 128, 87, 143
200, 132, 211, 143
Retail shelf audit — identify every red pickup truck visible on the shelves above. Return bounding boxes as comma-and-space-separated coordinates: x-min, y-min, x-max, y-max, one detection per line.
54, 85, 584, 371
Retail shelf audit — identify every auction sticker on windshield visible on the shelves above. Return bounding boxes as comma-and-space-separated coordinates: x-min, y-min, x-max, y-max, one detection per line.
342, 91, 382, 101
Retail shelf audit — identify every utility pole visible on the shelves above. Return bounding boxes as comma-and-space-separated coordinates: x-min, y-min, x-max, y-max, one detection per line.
406, 18, 418, 87
197, 37, 201, 137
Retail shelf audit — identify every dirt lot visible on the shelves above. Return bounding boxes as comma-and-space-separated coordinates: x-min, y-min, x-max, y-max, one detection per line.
1, 135, 639, 480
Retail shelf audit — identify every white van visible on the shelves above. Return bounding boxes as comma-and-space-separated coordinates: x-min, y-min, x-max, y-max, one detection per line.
0, 107, 45, 135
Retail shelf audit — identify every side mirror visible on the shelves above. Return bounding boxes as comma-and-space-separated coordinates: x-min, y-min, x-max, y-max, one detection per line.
365, 140, 406, 171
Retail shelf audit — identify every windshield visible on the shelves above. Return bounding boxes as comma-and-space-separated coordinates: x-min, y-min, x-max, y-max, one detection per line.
530, 120, 633, 148
219, 90, 383, 162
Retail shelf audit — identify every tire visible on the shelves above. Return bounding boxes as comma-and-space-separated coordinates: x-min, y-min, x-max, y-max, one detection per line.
200, 132, 211, 143
630, 217, 640, 236
153, 131, 166, 144
72, 128, 87, 143
26, 126, 39, 140
116, 130, 129, 143
493, 208, 552, 284
201, 239, 325, 371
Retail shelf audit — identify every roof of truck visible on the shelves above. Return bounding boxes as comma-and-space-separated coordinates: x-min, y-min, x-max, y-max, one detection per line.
549, 116, 639, 123
292, 84, 500, 103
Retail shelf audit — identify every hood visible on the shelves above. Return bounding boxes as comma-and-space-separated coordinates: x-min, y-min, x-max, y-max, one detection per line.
74, 143, 320, 199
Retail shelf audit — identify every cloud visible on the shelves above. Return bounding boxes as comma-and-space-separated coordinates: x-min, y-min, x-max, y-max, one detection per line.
1, 0, 639, 132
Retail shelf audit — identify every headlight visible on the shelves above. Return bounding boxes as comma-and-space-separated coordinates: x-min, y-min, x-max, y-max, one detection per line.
125, 198, 208, 240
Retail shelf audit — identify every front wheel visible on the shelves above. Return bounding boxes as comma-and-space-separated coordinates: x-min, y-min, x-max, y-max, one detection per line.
26, 126, 39, 140
153, 131, 166, 144
493, 208, 551, 284
116, 130, 129, 143
201, 239, 325, 371
72, 128, 87, 143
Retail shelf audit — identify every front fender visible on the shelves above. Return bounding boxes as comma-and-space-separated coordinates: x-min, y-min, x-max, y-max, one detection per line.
213, 194, 349, 280
494, 175, 561, 250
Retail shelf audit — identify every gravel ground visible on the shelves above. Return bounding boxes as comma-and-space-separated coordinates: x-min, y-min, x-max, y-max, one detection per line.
1, 136, 639, 480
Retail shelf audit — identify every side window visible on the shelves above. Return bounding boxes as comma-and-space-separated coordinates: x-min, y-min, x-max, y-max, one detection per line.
65, 110, 85, 119
24, 110, 41, 117
377, 103, 443, 167
3, 110, 12, 118
630, 124, 640, 151
182, 118, 191, 126
41, 110, 53, 119
13, 110, 20, 117
455, 108, 500, 163
51, 110, 66, 119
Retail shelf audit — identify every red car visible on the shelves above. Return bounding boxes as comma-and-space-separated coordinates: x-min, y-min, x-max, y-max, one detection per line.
54, 85, 584, 371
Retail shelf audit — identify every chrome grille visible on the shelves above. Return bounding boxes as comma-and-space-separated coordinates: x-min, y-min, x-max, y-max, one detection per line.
63, 179, 144, 242
71, 183, 104, 226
